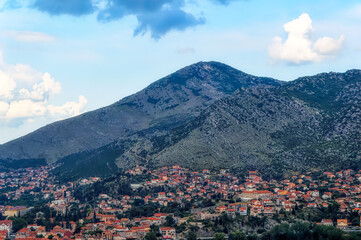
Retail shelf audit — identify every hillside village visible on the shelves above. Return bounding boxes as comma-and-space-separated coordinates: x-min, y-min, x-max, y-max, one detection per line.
0, 165, 361, 239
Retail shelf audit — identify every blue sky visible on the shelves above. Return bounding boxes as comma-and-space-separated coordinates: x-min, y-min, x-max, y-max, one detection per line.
0, 0, 360, 143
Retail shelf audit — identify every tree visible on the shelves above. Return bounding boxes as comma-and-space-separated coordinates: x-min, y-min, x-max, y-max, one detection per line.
145, 231, 158, 240
150, 225, 160, 236
247, 234, 259, 240
269, 223, 291, 240
165, 215, 176, 227
8, 217, 27, 232
66, 221, 71, 230
290, 222, 311, 240
229, 231, 247, 240
312, 225, 344, 240
214, 232, 225, 240
187, 230, 197, 240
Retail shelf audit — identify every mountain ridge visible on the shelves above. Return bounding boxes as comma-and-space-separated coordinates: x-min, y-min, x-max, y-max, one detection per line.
0, 61, 280, 166
53, 68, 361, 180
1, 62, 360, 180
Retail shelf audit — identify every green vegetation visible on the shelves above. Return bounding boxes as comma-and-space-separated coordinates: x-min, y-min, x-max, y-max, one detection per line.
229, 231, 247, 240
186, 230, 197, 240
8, 217, 27, 232
214, 232, 226, 240
267, 222, 360, 240
5, 193, 47, 207
0, 158, 46, 171
145, 231, 158, 240
74, 172, 133, 202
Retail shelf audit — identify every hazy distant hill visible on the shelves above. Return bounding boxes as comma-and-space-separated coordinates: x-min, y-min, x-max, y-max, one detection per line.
54, 68, 361, 180
0, 62, 279, 169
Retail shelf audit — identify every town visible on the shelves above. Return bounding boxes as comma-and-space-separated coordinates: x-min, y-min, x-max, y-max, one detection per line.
0, 165, 361, 239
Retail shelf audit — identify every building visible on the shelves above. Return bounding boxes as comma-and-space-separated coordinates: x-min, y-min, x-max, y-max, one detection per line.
0, 220, 12, 236
4, 206, 28, 217
159, 227, 176, 239
321, 219, 333, 226
238, 207, 248, 216
337, 219, 348, 228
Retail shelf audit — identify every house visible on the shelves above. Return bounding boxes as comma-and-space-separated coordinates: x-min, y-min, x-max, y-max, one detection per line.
4, 206, 28, 217
226, 208, 236, 218
215, 205, 227, 213
337, 219, 348, 228
321, 203, 329, 208
196, 212, 219, 221
322, 192, 332, 199
15, 227, 30, 238
238, 207, 247, 216
263, 207, 275, 215
321, 219, 333, 226
307, 203, 317, 208
355, 202, 361, 208
311, 190, 319, 197
158, 192, 167, 199
99, 194, 110, 199
0, 220, 12, 236
0, 230, 7, 239
159, 227, 176, 239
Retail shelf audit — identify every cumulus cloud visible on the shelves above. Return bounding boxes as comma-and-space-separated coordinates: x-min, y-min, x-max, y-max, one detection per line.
18, 73, 61, 101
0, 51, 87, 123
0, 101, 9, 116
4, 0, 207, 39
0, 70, 16, 99
6, 99, 47, 119
48, 95, 88, 117
313, 36, 345, 55
5, 63, 43, 85
269, 13, 345, 64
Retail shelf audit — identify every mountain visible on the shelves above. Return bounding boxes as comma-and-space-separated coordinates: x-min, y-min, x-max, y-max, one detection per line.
148, 70, 361, 175
53, 69, 361, 180
0, 62, 280, 168
3, 62, 360, 180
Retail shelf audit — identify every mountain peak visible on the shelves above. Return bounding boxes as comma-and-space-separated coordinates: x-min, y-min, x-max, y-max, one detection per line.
174, 61, 247, 77
0, 61, 280, 166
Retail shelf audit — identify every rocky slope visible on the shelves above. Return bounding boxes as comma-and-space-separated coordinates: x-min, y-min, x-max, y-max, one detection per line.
53, 69, 361, 180
2, 61, 360, 180
147, 70, 361, 175
0, 61, 279, 167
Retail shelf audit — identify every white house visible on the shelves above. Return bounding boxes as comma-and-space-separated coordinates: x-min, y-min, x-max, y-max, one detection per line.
0, 220, 13, 236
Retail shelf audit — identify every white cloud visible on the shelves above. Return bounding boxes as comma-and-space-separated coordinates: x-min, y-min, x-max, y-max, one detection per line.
6, 64, 43, 85
19, 72, 61, 101
0, 50, 87, 124
0, 101, 9, 115
4, 31, 56, 43
6, 99, 47, 119
269, 13, 345, 64
313, 35, 345, 55
0, 70, 16, 99
48, 95, 88, 117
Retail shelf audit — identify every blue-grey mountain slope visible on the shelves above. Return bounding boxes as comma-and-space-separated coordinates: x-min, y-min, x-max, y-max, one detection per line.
0, 62, 279, 169
54, 70, 361, 180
